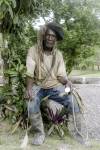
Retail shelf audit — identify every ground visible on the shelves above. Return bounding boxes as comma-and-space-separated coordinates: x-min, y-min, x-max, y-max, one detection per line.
70, 70, 100, 77
0, 70, 100, 150
0, 120, 100, 150
74, 84, 100, 139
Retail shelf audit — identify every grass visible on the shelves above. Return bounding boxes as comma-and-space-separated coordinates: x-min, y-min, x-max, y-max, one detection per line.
0, 120, 100, 150
70, 70, 100, 77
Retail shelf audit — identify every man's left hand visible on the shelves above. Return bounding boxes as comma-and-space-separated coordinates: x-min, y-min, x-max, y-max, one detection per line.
65, 80, 73, 92
57, 76, 73, 91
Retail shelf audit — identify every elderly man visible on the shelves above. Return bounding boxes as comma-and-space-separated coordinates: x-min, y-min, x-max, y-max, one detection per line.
26, 22, 80, 145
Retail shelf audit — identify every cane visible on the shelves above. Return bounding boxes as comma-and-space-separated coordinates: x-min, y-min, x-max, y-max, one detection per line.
20, 100, 30, 149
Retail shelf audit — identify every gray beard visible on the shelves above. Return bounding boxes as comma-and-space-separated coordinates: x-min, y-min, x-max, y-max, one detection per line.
43, 40, 53, 52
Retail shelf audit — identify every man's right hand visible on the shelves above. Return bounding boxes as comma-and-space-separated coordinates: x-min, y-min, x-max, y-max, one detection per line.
25, 87, 33, 100
25, 76, 33, 101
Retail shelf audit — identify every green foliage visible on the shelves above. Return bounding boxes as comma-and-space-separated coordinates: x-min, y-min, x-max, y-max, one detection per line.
1, 23, 36, 125
1, 60, 26, 123
0, 0, 52, 34
56, 0, 100, 73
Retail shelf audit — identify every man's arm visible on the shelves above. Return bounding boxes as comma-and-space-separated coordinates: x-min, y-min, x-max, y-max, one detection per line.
26, 76, 33, 100
25, 47, 36, 100
57, 51, 72, 89
57, 76, 68, 85
57, 76, 72, 90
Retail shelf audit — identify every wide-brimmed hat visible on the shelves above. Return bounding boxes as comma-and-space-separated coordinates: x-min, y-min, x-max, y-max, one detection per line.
46, 22, 64, 41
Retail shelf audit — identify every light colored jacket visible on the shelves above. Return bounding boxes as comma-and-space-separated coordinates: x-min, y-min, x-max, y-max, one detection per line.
26, 25, 67, 89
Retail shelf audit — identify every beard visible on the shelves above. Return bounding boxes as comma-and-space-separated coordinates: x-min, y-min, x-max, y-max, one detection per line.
43, 40, 54, 51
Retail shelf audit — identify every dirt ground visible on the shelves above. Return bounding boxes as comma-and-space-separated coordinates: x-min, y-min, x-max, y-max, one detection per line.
0, 83, 100, 150
0, 120, 100, 150
74, 84, 100, 139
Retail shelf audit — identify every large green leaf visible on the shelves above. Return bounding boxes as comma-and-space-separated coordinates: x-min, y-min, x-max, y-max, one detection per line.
11, 0, 16, 8
8, 5, 13, 18
13, 15, 18, 24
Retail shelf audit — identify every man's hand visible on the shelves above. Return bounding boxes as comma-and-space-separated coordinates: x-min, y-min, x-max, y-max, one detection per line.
25, 76, 33, 101
25, 87, 33, 100
57, 76, 73, 91
65, 80, 73, 92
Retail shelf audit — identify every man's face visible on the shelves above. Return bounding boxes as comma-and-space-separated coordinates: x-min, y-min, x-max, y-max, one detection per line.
44, 29, 57, 49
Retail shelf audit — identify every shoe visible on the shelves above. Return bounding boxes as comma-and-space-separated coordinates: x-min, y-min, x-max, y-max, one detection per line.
29, 112, 45, 145
32, 133, 45, 145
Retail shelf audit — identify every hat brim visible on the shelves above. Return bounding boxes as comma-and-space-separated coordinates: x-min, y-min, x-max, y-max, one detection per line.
46, 22, 64, 41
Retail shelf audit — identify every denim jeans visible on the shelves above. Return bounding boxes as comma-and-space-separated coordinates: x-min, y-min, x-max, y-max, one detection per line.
27, 85, 80, 114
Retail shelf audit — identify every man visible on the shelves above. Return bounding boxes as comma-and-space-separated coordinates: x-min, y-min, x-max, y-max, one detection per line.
26, 22, 80, 145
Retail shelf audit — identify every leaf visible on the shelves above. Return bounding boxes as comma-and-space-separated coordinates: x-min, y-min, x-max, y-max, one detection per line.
47, 124, 55, 136
19, 64, 24, 72
0, 0, 3, 6
3, 0, 9, 6
13, 15, 18, 24
11, 117, 22, 134
3, 104, 16, 112
5, 70, 18, 76
11, 0, 16, 8
0, 12, 4, 19
8, 5, 13, 18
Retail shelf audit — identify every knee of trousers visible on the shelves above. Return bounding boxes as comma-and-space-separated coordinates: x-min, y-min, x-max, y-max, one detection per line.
27, 100, 40, 114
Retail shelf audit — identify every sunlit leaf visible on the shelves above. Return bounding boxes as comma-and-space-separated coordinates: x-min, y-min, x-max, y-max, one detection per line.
11, 0, 16, 8
13, 15, 18, 24
8, 5, 13, 18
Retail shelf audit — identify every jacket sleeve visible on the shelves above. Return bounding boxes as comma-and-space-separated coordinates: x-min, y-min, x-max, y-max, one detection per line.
26, 47, 36, 78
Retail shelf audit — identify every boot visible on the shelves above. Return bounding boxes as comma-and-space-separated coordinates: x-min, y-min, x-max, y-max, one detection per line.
30, 112, 45, 145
